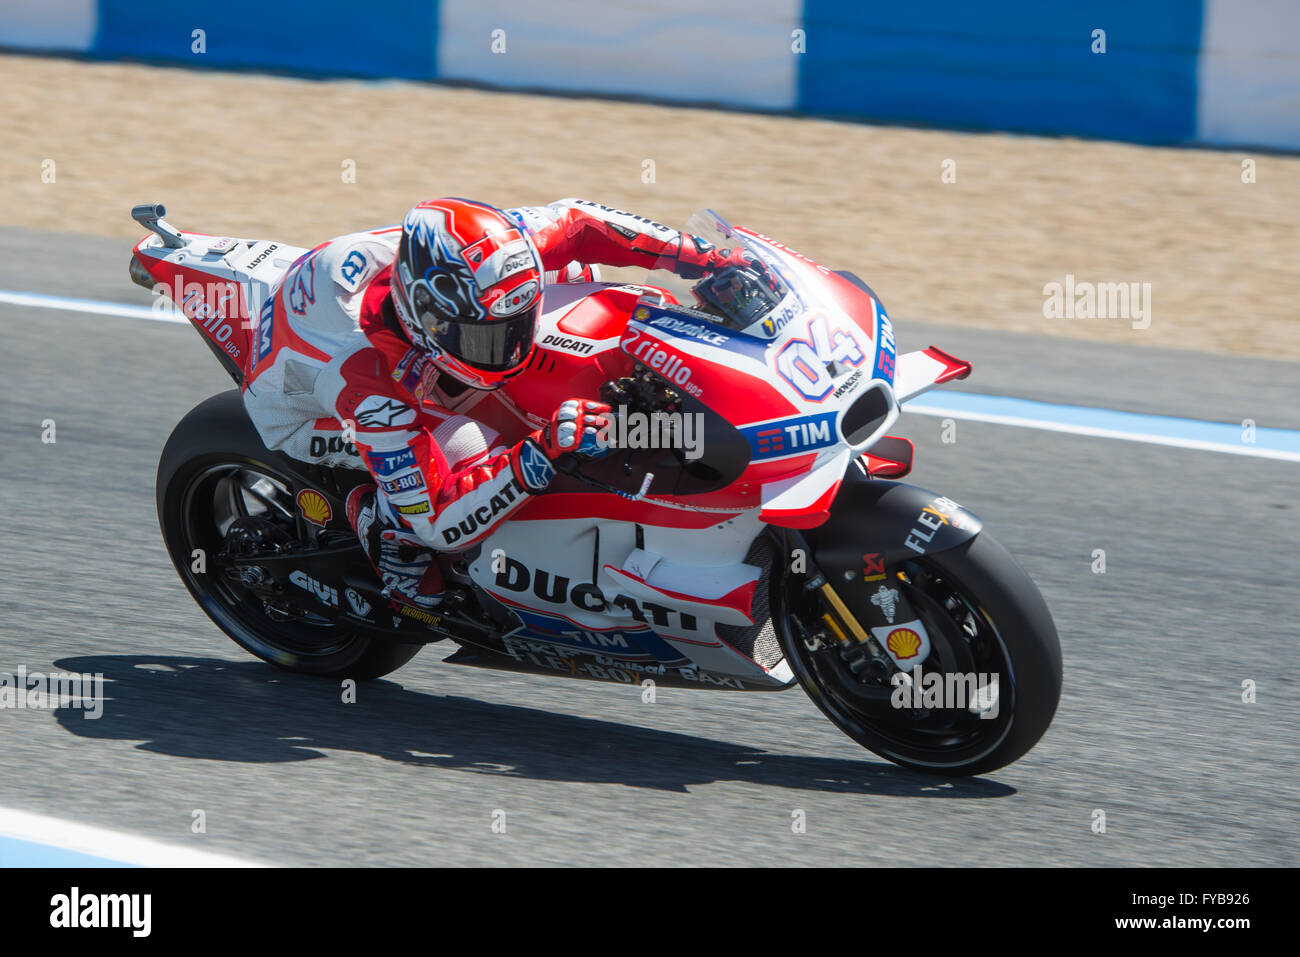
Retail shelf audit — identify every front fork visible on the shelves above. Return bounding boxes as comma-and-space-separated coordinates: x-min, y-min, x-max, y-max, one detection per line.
786, 529, 923, 681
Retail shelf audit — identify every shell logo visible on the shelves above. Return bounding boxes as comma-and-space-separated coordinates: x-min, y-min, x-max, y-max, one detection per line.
886, 627, 922, 660
634, 306, 651, 321
296, 489, 332, 527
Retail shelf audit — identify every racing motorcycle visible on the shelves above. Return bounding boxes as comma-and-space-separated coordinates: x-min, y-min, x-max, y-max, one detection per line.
130, 202, 1062, 775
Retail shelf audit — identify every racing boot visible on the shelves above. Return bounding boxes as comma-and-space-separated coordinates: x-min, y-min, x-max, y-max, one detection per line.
345, 484, 444, 611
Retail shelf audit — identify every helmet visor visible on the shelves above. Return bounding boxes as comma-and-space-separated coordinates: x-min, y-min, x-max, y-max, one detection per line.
418, 300, 536, 371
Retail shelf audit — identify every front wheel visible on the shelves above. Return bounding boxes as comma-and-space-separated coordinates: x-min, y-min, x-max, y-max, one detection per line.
775, 530, 1062, 775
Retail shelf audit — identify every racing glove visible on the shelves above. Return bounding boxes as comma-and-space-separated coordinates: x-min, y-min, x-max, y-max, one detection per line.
713, 248, 781, 291
675, 242, 765, 280
512, 399, 612, 494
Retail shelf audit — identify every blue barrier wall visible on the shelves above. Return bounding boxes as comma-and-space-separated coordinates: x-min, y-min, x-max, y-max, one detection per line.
1, 0, 1297, 149
92, 0, 438, 78
797, 1, 1202, 142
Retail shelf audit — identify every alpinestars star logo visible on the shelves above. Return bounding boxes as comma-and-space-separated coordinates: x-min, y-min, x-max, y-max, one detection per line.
516, 441, 555, 492
355, 397, 417, 428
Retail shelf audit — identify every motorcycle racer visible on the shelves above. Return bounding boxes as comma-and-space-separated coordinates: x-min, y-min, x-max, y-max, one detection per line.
241, 198, 752, 610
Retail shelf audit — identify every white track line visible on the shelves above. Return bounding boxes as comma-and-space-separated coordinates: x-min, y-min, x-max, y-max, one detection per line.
0, 806, 266, 867
903, 395, 1300, 463
0, 289, 185, 323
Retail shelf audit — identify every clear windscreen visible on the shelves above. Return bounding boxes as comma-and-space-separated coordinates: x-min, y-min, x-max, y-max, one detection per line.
633, 208, 811, 340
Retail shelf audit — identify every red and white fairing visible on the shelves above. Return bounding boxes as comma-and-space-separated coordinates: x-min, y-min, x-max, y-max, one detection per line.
456, 212, 969, 687
131, 230, 309, 373
133, 208, 970, 689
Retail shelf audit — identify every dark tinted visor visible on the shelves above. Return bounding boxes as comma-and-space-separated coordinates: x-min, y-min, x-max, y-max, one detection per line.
421, 306, 536, 371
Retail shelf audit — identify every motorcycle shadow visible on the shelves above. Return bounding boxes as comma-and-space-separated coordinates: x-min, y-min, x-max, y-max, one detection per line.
52, 653, 1015, 798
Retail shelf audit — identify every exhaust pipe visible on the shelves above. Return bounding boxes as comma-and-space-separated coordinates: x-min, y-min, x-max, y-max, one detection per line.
128, 254, 155, 290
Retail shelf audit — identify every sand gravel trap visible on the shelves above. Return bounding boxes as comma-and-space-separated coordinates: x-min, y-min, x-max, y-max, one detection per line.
3, 54, 1298, 359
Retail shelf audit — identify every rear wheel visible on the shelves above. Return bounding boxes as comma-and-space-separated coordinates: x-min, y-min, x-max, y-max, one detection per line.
776, 530, 1062, 775
157, 392, 421, 680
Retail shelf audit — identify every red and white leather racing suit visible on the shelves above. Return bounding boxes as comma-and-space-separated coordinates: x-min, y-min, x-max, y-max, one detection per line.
242, 199, 733, 563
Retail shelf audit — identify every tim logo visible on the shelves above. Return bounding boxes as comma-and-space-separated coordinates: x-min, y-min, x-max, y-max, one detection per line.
365, 447, 417, 476
754, 428, 785, 454
256, 299, 275, 363
872, 309, 896, 383
741, 411, 838, 460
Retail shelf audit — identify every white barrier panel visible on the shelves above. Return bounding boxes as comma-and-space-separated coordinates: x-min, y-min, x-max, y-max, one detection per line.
436, 0, 800, 110
1198, 0, 1300, 149
0, 0, 97, 52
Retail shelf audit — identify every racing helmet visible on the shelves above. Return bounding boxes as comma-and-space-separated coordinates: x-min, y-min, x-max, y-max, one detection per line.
392, 198, 544, 390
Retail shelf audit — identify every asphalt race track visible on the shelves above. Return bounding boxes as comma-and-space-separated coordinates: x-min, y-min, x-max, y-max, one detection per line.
0, 227, 1296, 866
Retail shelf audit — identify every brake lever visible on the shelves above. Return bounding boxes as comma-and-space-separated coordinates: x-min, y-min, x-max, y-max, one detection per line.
557, 454, 655, 502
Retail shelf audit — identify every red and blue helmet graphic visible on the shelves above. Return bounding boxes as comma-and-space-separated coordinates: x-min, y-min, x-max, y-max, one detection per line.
392, 198, 544, 390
